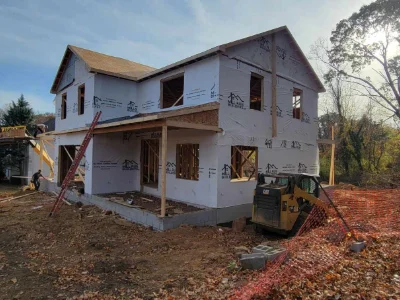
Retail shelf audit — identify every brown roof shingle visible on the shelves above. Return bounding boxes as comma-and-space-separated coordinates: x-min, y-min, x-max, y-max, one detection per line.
70, 45, 156, 80
50, 45, 156, 93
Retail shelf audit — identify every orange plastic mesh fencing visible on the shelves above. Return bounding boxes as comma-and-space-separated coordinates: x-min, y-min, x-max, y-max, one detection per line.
233, 187, 400, 299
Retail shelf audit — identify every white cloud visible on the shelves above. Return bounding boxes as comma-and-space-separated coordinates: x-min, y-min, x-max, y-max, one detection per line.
0, 90, 54, 114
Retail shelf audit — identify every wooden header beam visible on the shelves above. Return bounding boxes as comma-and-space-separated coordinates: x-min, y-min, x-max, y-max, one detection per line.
94, 120, 166, 135
166, 120, 221, 132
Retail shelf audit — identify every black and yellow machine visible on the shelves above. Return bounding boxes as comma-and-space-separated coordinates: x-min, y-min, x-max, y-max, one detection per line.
252, 173, 329, 235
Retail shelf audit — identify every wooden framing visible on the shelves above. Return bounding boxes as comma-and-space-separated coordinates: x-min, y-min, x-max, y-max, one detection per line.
160, 125, 167, 217
329, 126, 335, 186
94, 120, 166, 135
78, 84, 85, 115
39, 139, 44, 170
61, 93, 67, 120
231, 146, 258, 181
63, 146, 85, 182
249, 72, 264, 111
292, 88, 302, 120
141, 139, 159, 186
271, 33, 277, 137
160, 72, 184, 109
166, 120, 221, 132
176, 143, 199, 181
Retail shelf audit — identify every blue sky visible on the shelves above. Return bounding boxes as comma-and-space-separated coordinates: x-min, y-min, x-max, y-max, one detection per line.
0, 0, 370, 113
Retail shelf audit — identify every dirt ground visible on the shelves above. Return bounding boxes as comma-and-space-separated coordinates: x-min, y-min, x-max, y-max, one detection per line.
1, 185, 399, 299
0, 187, 264, 299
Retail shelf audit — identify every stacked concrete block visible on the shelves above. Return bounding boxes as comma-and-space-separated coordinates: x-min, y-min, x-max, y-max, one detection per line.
239, 253, 266, 270
240, 244, 287, 270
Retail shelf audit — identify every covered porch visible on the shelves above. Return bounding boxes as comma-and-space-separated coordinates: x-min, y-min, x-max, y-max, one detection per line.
44, 102, 220, 217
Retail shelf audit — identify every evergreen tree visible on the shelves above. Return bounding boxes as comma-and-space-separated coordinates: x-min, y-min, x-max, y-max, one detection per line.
0, 94, 34, 178
1, 94, 34, 127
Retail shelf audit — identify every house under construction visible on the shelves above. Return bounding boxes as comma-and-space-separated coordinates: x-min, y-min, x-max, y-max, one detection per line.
39, 26, 325, 229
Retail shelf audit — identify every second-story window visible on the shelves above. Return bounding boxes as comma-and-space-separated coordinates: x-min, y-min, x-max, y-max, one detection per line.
78, 84, 85, 115
61, 93, 67, 120
161, 74, 184, 109
292, 88, 302, 119
250, 73, 263, 111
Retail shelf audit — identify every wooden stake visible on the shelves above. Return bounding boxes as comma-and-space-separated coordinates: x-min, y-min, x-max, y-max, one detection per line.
271, 33, 277, 138
0, 191, 39, 203
160, 125, 167, 217
329, 125, 335, 186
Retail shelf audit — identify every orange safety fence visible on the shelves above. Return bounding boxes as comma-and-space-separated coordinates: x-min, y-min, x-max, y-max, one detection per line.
233, 187, 400, 299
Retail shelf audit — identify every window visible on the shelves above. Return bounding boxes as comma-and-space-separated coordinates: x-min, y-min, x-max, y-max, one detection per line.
161, 74, 184, 108
141, 139, 159, 186
231, 146, 258, 181
61, 93, 67, 120
78, 84, 85, 115
292, 88, 302, 119
250, 73, 263, 111
176, 144, 199, 180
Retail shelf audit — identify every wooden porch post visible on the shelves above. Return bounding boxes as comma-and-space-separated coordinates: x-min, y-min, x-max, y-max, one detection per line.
161, 125, 167, 217
271, 33, 277, 138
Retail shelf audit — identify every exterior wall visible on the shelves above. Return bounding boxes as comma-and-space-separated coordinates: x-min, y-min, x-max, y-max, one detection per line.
216, 31, 321, 208
55, 58, 95, 131
91, 131, 140, 194
89, 129, 218, 208
136, 55, 219, 114
93, 75, 138, 123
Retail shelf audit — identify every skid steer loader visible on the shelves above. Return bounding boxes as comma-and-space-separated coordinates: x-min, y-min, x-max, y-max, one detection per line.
252, 173, 329, 235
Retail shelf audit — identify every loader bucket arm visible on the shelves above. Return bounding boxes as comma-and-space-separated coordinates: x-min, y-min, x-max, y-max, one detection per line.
293, 185, 329, 213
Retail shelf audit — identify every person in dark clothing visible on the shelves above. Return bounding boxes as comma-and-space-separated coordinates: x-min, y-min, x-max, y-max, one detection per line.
31, 170, 44, 191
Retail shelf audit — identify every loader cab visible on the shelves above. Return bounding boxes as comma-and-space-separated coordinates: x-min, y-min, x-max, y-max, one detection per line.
252, 172, 321, 235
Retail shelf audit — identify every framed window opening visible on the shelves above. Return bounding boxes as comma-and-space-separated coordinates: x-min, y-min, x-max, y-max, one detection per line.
161, 73, 184, 109
250, 73, 263, 111
231, 146, 258, 181
141, 139, 159, 186
78, 84, 85, 115
292, 88, 302, 119
176, 144, 199, 180
61, 93, 67, 120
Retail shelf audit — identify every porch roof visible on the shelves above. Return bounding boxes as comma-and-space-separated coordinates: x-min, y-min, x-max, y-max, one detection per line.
39, 102, 220, 137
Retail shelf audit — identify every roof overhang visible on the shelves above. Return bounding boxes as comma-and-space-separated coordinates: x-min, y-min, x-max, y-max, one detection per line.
39, 102, 221, 137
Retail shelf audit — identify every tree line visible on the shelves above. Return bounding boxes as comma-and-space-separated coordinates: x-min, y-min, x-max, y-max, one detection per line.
312, 0, 400, 186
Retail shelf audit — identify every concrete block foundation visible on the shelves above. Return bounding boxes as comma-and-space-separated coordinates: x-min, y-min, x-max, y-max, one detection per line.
43, 181, 252, 231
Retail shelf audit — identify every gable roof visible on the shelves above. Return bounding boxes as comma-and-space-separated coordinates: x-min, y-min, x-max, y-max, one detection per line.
50, 45, 156, 93
51, 26, 325, 94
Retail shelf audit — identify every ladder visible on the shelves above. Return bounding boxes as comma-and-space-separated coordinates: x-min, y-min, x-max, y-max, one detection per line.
49, 111, 102, 216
